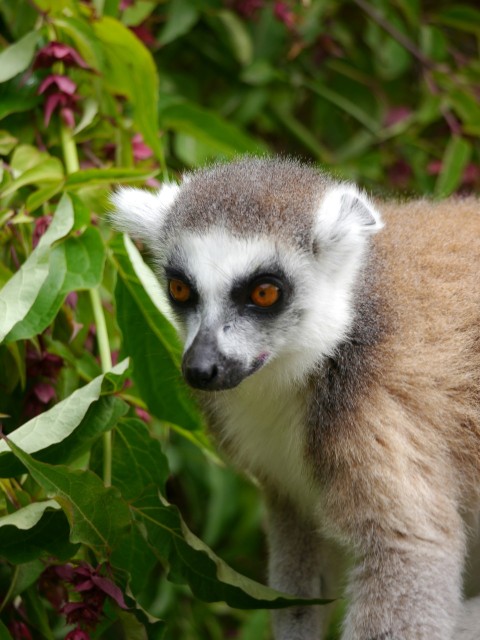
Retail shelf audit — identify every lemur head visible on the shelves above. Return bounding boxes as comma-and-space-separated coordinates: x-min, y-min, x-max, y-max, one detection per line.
111, 157, 382, 391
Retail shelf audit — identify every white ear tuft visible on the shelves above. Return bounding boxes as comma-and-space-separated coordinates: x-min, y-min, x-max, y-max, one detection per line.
314, 184, 383, 246
109, 182, 180, 245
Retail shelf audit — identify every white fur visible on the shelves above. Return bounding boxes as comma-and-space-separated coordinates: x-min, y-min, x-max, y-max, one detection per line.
175, 228, 358, 380
172, 225, 369, 514
109, 182, 179, 243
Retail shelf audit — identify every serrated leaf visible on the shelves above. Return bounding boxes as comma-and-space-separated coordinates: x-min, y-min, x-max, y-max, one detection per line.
113, 235, 201, 430
434, 136, 471, 198
0, 194, 74, 343
4, 441, 132, 557
132, 488, 331, 610
0, 30, 41, 83
0, 360, 129, 471
0, 500, 78, 563
5, 226, 106, 342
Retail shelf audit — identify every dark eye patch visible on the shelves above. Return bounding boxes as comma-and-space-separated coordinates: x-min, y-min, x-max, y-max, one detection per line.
231, 271, 292, 315
164, 266, 199, 309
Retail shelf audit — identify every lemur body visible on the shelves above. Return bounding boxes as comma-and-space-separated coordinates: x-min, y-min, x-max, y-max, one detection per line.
112, 157, 480, 640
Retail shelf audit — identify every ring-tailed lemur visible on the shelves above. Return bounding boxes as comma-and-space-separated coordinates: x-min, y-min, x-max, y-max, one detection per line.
111, 157, 480, 640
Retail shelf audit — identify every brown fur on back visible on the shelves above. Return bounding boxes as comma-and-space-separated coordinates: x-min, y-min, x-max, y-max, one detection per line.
308, 197, 480, 547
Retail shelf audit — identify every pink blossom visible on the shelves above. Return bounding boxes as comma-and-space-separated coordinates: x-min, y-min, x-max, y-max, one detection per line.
38, 74, 77, 96
135, 406, 152, 423
33, 382, 56, 404
232, 0, 263, 19
65, 292, 78, 309
8, 621, 32, 640
130, 24, 156, 47
34, 42, 89, 69
145, 177, 162, 188
38, 74, 79, 127
383, 106, 412, 127
132, 133, 153, 161
65, 629, 90, 640
32, 215, 52, 248
273, 1, 295, 28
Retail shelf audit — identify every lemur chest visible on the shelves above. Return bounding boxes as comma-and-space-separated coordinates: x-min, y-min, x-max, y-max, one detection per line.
211, 380, 318, 513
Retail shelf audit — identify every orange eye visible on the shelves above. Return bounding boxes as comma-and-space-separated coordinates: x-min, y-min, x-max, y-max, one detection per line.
169, 278, 191, 303
250, 283, 280, 307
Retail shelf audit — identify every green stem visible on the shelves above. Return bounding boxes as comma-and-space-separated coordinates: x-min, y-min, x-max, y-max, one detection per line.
60, 122, 113, 486
0, 565, 19, 614
60, 123, 80, 175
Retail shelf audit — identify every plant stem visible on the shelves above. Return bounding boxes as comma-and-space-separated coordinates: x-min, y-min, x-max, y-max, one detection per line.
0, 565, 19, 614
59, 122, 113, 486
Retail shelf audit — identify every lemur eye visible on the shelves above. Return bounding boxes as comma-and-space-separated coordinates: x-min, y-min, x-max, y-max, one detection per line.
169, 278, 191, 303
250, 283, 280, 307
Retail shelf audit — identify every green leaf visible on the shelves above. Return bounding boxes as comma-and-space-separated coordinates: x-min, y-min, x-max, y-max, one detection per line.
5, 440, 132, 557
0, 77, 40, 120
436, 5, 480, 34
159, 100, 267, 156
0, 130, 18, 154
113, 235, 201, 430
0, 194, 74, 343
132, 488, 331, 610
0, 500, 78, 563
54, 16, 106, 71
65, 167, 158, 189
434, 136, 471, 198
92, 16, 163, 162
157, 0, 199, 45
0, 360, 129, 473
122, 0, 156, 27
304, 80, 380, 133
5, 226, 106, 342
0, 30, 41, 83
0, 619, 13, 639
110, 419, 169, 501
25, 182, 64, 213
216, 10, 253, 66
0, 157, 64, 197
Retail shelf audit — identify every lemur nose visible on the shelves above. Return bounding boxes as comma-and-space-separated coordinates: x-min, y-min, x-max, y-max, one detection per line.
184, 362, 218, 389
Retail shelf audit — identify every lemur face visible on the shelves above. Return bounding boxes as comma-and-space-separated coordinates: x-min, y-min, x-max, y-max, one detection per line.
162, 229, 310, 391
111, 158, 383, 391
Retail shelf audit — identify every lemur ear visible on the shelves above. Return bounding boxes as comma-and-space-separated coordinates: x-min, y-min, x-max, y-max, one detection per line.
314, 184, 383, 248
109, 182, 180, 246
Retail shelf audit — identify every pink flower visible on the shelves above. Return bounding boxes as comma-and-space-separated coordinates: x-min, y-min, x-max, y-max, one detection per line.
38, 74, 79, 127
273, 1, 295, 28
135, 407, 152, 423
130, 24, 156, 47
65, 629, 90, 640
8, 621, 32, 640
33, 382, 56, 404
383, 106, 412, 127
132, 133, 153, 161
233, 0, 263, 19
34, 42, 89, 69
32, 215, 52, 248
38, 74, 77, 96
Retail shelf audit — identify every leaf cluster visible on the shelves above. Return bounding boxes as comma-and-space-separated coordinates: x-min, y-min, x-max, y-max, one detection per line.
0, 0, 479, 638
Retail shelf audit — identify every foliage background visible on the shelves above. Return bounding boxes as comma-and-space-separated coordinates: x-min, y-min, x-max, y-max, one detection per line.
0, 0, 479, 638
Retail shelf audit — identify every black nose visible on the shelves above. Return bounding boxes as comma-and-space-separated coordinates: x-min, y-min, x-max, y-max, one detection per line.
184, 362, 219, 389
